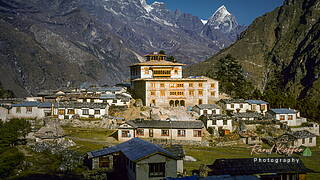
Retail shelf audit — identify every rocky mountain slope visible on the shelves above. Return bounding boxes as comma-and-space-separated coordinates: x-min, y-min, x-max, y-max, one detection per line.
0, 0, 245, 96
186, 0, 320, 120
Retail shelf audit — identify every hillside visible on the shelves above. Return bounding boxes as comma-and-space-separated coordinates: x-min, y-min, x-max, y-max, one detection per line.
186, 0, 320, 120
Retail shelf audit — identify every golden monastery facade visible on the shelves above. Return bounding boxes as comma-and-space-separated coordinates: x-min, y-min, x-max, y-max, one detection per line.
130, 53, 219, 107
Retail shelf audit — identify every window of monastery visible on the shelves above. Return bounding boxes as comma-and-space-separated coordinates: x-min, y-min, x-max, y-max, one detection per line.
210, 91, 215, 96
160, 83, 165, 88
198, 90, 203, 96
144, 67, 149, 74
150, 91, 156, 96
198, 99, 203, 105
199, 83, 203, 88
174, 69, 178, 74
150, 83, 156, 88
189, 90, 194, 96
177, 83, 184, 88
170, 83, 175, 88
189, 83, 193, 87
160, 90, 165, 96
211, 83, 215, 88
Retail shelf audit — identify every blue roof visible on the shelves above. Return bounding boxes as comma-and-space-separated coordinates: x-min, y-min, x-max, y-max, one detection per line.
246, 100, 269, 105
12, 101, 40, 107
88, 138, 177, 161
270, 108, 296, 114
100, 94, 116, 99
12, 101, 54, 108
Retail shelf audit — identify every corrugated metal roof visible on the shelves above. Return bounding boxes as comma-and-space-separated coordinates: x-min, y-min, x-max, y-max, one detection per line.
245, 100, 269, 105
88, 138, 177, 161
12, 101, 41, 107
270, 108, 296, 114
219, 99, 247, 104
194, 104, 220, 110
123, 120, 204, 129
286, 130, 317, 139
100, 94, 116, 99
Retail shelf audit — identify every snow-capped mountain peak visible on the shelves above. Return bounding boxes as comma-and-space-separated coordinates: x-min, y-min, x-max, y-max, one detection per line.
201, 19, 208, 25
206, 5, 239, 32
140, 0, 153, 12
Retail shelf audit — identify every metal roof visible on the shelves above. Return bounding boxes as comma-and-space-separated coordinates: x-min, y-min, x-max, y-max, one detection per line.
270, 108, 296, 114
100, 94, 116, 99
286, 130, 317, 139
123, 120, 204, 129
87, 138, 177, 161
219, 99, 247, 104
194, 104, 220, 110
245, 100, 269, 105
12, 101, 41, 107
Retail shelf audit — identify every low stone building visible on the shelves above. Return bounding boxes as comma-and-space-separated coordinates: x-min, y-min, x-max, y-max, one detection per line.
9, 101, 53, 119
118, 120, 204, 142
199, 114, 233, 135
54, 102, 109, 120
192, 104, 221, 116
218, 99, 250, 113
277, 130, 317, 147
232, 112, 264, 121
245, 100, 269, 114
86, 138, 179, 180
267, 108, 307, 127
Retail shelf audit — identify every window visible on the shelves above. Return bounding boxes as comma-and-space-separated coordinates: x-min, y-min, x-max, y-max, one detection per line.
149, 163, 165, 177
26, 107, 32, 113
198, 99, 203, 105
252, 105, 256, 111
174, 69, 178, 74
223, 120, 228, 125
67, 109, 75, 114
198, 83, 203, 88
145, 67, 149, 74
212, 120, 217, 125
193, 130, 202, 137
151, 99, 156, 105
137, 129, 144, 136
210, 91, 215, 96
261, 105, 266, 110
151, 83, 156, 88
177, 130, 186, 137
203, 110, 208, 115
16, 107, 21, 113
177, 83, 184, 88
302, 138, 305, 144
240, 104, 244, 108
122, 130, 130, 137
189, 90, 194, 96
211, 83, 215, 88
231, 104, 234, 108
58, 109, 65, 115
198, 90, 203, 96
160, 83, 165, 88
82, 109, 89, 115
288, 115, 293, 120
161, 129, 169, 136
170, 83, 175, 88
280, 115, 285, 120
151, 91, 156, 96
94, 109, 100, 115
99, 156, 110, 168
189, 83, 193, 87
160, 90, 165, 96
309, 138, 312, 143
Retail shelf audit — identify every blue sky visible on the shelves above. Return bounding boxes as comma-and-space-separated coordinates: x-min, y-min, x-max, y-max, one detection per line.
146, 0, 284, 25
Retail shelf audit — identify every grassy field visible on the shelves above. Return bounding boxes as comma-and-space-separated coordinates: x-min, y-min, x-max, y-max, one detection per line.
184, 142, 320, 180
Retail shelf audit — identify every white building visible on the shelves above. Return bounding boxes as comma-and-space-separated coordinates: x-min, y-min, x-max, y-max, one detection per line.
192, 104, 221, 116
9, 102, 52, 119
277, 130, 317, 147
200, 114, 233, 135
245, 100, 269, 114
218, 99, 250, 113
267, 108, 307, 127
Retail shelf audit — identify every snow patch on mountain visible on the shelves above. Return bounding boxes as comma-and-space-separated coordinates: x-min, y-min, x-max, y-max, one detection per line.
140, 0, 153, 12
201, 19, 208, 25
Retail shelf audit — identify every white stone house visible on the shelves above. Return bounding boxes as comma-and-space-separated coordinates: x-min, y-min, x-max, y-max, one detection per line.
86, 138, 180, 180
9, 102, 53, 119
277, 130, 317, 147
245, 100, 269, 114
218, 99, 250, 113
267, 108, 307, 127
54, 102, 109, 120
192, 104, 221, 116
200, 114, 233, 134
0, 105, 10, 122
118, 120, 204, 142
